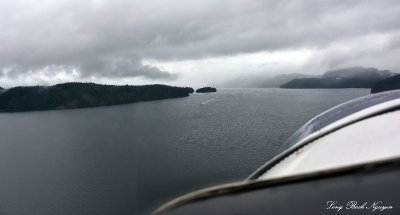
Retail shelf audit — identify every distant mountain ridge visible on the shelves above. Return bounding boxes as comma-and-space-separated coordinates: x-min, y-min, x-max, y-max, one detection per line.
322, 67, 395, 79
218, 73, 319, 88
261, 73, 320, 88
281, 67, 397, 89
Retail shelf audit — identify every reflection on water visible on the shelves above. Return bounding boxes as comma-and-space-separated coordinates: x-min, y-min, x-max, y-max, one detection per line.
0, 88, 368, 214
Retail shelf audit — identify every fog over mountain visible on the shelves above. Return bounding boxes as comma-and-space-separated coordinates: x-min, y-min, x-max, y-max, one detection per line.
280, 67, 398, 89
217, 73, 320, 88
1, 0, 400, 87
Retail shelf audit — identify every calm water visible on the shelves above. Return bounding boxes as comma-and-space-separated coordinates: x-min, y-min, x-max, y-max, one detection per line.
0, 88, 368, 215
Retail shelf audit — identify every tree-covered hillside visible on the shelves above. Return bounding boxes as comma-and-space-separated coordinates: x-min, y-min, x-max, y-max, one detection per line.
371, 74, 400, 93
0, 83, 194, 112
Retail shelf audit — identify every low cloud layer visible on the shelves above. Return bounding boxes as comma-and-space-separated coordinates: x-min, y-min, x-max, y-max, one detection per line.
1, 0, 400, 86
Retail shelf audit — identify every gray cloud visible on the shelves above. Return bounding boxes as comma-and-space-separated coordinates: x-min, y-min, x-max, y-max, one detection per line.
1, 0, 400, 83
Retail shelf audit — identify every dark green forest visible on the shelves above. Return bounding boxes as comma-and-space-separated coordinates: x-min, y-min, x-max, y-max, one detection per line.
196, 87, 217, 93
0, 82, 194, 112
371, 74, 400, 93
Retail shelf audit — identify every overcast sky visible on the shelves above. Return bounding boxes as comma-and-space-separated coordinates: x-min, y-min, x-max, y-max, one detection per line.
1, 0, 400, 87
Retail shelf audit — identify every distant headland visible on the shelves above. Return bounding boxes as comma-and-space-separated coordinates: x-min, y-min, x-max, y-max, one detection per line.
0, 82, 194, 112
280, 67, 397, 89
217, 67, 398, 91
371, 74, 400, 93
196, 87, 217, 93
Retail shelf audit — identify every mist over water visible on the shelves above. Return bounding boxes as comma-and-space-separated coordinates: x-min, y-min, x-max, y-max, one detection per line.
0, 88, 368, 214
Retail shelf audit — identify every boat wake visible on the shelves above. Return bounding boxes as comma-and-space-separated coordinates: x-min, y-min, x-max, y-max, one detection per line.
202, 98, 216, 105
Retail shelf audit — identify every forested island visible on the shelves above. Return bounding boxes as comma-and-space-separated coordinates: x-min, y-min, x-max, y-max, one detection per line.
196, 87, 217, 93
0, 83, 194, 112
371, 74, 400, 93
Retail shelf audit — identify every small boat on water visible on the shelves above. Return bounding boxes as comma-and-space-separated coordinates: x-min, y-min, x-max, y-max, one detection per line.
154, 90, 400, 215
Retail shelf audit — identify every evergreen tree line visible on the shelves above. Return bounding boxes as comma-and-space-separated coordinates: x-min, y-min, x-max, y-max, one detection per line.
196, 87, 217, 93
0, 82, 194, 112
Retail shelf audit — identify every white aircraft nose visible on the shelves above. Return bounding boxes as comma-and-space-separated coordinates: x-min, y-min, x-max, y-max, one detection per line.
260, 109, 400, 180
